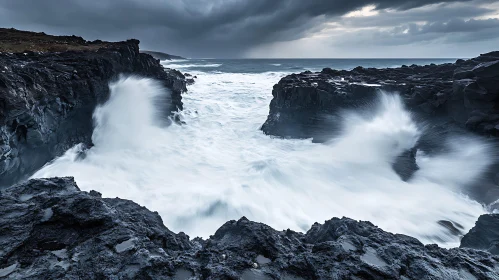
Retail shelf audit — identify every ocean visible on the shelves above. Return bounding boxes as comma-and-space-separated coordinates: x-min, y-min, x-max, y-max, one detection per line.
164, 58, 457, 73
32, 58, 491, 247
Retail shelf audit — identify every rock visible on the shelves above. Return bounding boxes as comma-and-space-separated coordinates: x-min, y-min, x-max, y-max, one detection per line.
262, 51, 499, 139
392, 148, 419, 181
261, 51, 499, 181
472, 61, 499, 103
140, 50, 185, 61
0, 177, 191, 279
186, 78, 196, 85
260, 72, 380, 142
0, 28, 188, 187
1, 177, 498, 279
461, 214, 499, 255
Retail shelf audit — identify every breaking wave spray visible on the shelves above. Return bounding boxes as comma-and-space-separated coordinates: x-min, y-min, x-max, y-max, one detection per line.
33, 74, 494, 246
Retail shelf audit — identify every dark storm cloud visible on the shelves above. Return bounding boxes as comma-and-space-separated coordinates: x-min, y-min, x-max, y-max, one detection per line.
327, 2, 499, 48
341, 3, 495, 28
415, 18, 499, 33
394, 18, 499, 45
0, 0, 497, 57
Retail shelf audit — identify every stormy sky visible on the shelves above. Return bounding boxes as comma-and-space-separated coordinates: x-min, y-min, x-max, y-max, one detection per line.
1, 0, 499, 58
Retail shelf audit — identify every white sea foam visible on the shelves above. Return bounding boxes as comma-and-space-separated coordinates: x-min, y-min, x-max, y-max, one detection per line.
33, 72, 492, 246
160, 59, 189, 63
161, 61, 222, 69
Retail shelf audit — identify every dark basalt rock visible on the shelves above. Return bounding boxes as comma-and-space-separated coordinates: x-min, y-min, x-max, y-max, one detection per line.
0, 28, 187, 187
261, 52, 499, 182
262, 52, 499, 140
184, 73, 197, 85
1, 177, 498, 279
461, 214, 499, 255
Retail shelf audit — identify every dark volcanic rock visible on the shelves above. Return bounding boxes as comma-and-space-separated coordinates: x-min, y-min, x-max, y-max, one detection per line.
141, 50, 185, 61
461, 214, 499, 255
261, 52, 499, 140
1, 177, 499, 279
0, 28, 187, 187
261, 52, 499, 182
185, 73, 196, 85
0, 178, 191, 279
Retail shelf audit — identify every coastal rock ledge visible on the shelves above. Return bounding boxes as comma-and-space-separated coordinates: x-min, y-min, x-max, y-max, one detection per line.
261, 52, 499, 141
0, 28, 187, 187
1, 177, 499, 279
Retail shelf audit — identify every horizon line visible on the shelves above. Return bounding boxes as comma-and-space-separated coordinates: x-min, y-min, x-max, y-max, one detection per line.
178, 57, 463, 60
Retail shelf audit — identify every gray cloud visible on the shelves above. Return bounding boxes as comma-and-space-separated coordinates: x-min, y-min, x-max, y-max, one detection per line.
364, 20, 499, 46
325, 4, 499, 47
0, 0, 498, 57
340, 3, 495, 28
415, 18, 499, 33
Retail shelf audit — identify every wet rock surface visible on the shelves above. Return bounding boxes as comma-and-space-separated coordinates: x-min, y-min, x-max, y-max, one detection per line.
0, 28, 187, 187
461, 214, 499, 255
261, 52, 499, 140
1, 177, 498, 279
261, 52, 499, 182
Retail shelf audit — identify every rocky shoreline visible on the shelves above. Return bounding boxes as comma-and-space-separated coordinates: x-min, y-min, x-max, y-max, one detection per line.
1, 29, 499, 279
0, 28, 187, 187
261, 52, 499, 187
141, 50, 186, 61
261, 52, 499, 141
1, 177, 498, 279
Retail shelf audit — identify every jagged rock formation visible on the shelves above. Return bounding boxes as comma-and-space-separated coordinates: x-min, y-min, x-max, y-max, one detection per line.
1, 177, 498, 279
0, 28, 187, 187
185, 73, 197, 85
461, 214, 499, 255
260, 51, 499, 184
261, 52, 499, 140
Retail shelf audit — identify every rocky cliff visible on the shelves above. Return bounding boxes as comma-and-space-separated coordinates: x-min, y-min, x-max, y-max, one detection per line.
0, 28, 187, 187
141, 50, 186, 61
1, 177, 498, 279
261, 52, 499, 141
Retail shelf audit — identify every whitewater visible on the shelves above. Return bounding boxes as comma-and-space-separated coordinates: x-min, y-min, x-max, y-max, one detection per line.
33, 59, 495, 247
